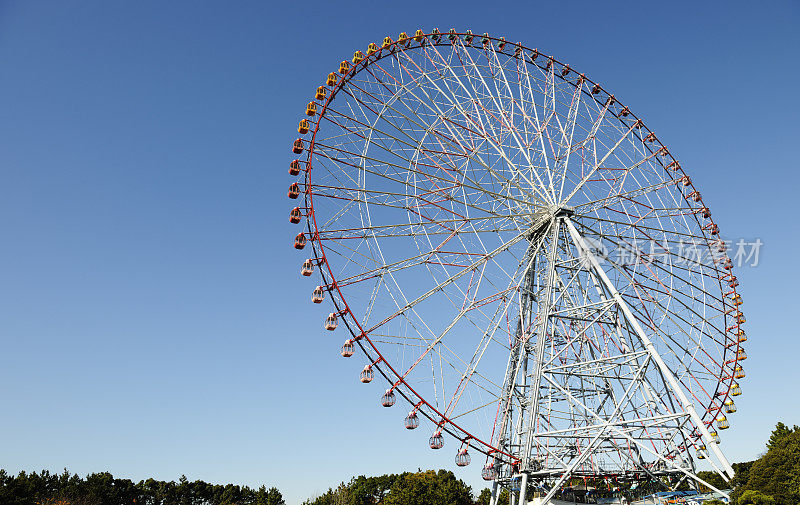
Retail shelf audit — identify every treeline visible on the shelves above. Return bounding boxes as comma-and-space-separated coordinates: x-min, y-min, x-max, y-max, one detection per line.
2, 422, 797, 505
0, 470, 284, 505
301, 470, 477, 505
303, 423, 800, 505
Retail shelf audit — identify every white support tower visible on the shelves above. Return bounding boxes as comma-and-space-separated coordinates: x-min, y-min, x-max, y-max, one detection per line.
491, 210, 732, 505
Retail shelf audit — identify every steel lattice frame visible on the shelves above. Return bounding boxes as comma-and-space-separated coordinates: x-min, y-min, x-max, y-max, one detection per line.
287, 30, 746, 504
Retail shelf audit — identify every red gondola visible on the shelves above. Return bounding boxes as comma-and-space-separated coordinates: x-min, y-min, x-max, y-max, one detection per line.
360, 365, 374, 383
292, 138, 304, 154
429, 431, 444, 449
455, 447, 471, 467
381, 389, 396, 407
340, 339, 354, 357
404, 411, 419, 430
325, 312, 338, 331
481, 462, 497, 481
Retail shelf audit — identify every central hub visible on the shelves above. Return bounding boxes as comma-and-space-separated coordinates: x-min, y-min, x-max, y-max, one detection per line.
549, 204, 575, 218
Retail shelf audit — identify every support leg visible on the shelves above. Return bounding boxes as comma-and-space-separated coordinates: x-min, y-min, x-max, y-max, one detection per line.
518, 474, 528, 505
489, 481, 498, 505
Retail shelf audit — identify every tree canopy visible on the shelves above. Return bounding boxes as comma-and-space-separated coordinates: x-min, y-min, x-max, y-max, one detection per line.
301, 470, 474, 505
0, 469, 284, 505
735, 423, 800, 504
5, 421, 800, 505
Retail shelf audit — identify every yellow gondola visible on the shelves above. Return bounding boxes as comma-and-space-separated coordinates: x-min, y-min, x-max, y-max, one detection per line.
305, 101, 317, 116
326, 72, 338, 86
298, 119, 309, 134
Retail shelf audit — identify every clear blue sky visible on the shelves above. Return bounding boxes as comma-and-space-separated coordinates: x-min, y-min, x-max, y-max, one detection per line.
0, 1, 797, 504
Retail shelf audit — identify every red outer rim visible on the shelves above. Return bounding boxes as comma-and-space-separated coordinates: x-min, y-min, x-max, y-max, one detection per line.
293, 30, 745, 463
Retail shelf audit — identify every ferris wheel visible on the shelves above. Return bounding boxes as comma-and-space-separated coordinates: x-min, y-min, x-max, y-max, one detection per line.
287, 29, 746, 504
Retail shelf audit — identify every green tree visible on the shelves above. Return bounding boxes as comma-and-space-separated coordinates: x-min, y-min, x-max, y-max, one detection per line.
349, 474, 394, 505
474, 487, 508, 505
695, 470, 727, 492
498, 488, 510, 505
383, 470, 472, 505
0, 469, 285, 505
255, 485, 285, 505
737, 423, 800, 504
738, 489, 777, 505
731, 460, 756, 489
767, 422, 799, 451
